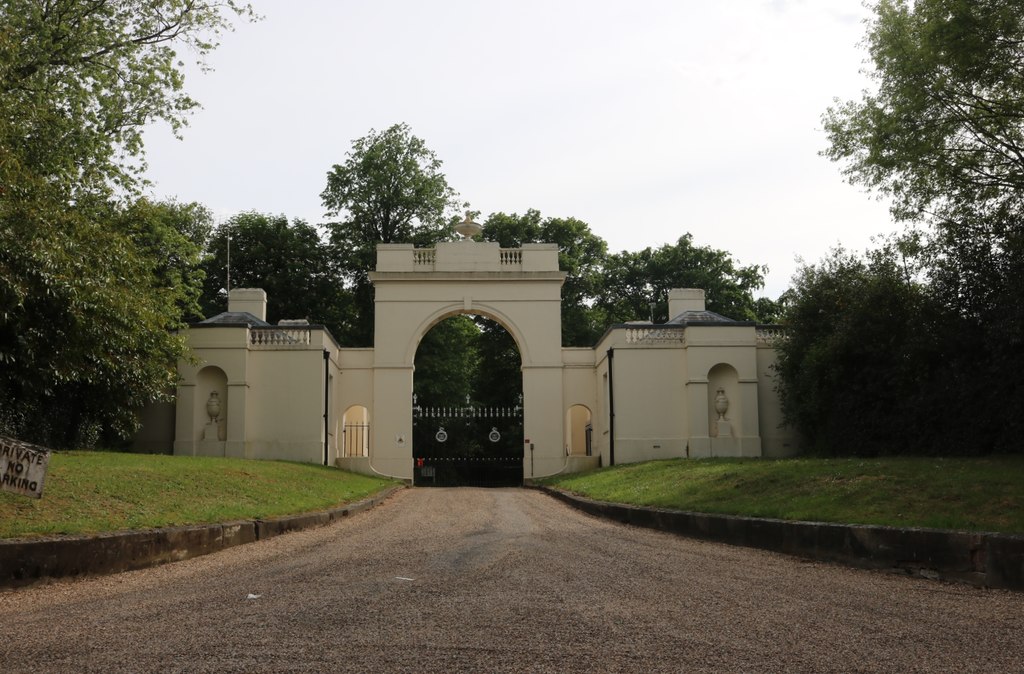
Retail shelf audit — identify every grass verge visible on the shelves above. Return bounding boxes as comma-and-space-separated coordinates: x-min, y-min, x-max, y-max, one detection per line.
539, 456, 1024, 534
0, 452, 396, 539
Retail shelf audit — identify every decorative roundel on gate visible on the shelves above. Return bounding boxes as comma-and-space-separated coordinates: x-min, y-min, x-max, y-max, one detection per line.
488, 427, 501, 443
435, 426, 448, 443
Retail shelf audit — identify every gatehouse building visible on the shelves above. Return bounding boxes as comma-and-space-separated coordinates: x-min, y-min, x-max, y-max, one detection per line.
134, 232, 798, 483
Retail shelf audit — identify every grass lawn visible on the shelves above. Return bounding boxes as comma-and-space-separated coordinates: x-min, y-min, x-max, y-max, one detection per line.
0, 451, 396, 539
540, 456, 1024, 534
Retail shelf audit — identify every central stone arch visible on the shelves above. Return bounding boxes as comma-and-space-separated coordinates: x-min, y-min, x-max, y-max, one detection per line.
404, 302, 532, 367
366, 240, 567, 481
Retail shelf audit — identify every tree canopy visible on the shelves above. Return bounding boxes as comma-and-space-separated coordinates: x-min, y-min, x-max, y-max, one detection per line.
596, 235, 769, 327
321, 123, 461, 345
0, 195, 213, 448
774, 245, 946, 455
0, 0, 254, 448
1, 0, 256, 198
199, 212, 352, 336
823, 0, 1024, 225
822, 0, 1024, 321
778, 0, 1024, 455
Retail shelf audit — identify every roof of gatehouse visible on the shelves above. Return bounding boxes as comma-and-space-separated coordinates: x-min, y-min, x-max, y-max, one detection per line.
196, 311, 272, 327
665, 309, 737, 325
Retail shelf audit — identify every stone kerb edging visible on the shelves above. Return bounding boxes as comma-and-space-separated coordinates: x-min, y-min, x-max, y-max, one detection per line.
0, 485, 405, 589
533, 485, 1024, 591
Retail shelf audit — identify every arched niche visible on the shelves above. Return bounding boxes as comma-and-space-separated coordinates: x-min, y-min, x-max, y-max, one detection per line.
195, 365, 228, 442
707, 363, 741, 438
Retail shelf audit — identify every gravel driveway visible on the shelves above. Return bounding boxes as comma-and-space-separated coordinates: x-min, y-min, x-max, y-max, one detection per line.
1, 488, 1021, 673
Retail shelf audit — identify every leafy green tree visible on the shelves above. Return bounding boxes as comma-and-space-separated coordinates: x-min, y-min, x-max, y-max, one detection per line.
823, 0, 1024, 225
413, 316, 482, 405
321, 123, 461, 345
471, 319, 522, 407
823, 1, 1023, 316
820, 0, 1024, 453
0, 197, 208, 448
774, 236, 1024, 456
0, 0, 256, 198
753, 296, 784, 324
0, 0, 254, 448
118, 199, 213, 322
597, 235, 769, 325
775, 245, 945, 455
200, 212, 352, 338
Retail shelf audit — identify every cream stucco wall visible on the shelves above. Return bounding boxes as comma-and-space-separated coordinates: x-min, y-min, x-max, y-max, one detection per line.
683, 325, 762, 458
607, 346, 689, 463
173, 322, 340, 465
584, 319, 782, 467
174, 326, 248, 458
243, 349, 325, 462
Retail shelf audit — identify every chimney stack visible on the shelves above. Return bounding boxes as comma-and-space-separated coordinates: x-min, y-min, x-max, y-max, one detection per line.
667, 288, 705, 319
228, 288, 267, 321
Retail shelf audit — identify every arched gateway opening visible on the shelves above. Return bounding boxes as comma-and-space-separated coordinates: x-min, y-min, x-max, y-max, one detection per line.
366, 238, 567, 482
412, 314, 524, 486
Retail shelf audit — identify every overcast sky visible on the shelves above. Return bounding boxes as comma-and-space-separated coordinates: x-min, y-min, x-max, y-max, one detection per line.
142, 0, 897, 299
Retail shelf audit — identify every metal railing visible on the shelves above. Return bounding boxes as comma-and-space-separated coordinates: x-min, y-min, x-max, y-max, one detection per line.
342, 423, 369, 457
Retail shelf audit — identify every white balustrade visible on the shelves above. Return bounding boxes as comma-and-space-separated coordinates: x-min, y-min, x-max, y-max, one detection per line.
499, 249, 522, 265
249, 327, 312, 348
413, 249, 436, 266
624, 327, 687, 345
756, 327, 785, 345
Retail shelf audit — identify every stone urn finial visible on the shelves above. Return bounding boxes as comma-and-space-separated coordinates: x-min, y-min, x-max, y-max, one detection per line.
206, 391, 222, 424
714, 388, 729, 421
454, 211, 482, 240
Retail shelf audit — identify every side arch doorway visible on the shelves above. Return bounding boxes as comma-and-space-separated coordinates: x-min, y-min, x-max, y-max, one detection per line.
565, 404, 593, 457
341, 405, 370, 458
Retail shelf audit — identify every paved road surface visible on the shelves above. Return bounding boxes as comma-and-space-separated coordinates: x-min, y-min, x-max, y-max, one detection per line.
1, 488, 1022, 673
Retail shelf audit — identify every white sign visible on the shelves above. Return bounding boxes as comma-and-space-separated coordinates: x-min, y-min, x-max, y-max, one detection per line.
0, 436, 51, 499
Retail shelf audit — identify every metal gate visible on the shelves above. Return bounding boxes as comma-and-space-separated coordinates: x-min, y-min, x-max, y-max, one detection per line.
412, 395, 523, 487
